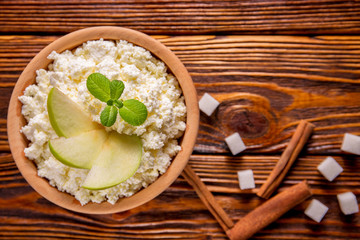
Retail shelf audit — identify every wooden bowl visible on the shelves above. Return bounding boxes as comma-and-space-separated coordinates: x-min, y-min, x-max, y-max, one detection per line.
7, 27, 199, 214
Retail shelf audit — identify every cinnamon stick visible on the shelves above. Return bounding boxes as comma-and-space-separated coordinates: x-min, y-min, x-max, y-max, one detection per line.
227, 180, 312, 240
257, 120, 314, 199
182, 165, 234, 232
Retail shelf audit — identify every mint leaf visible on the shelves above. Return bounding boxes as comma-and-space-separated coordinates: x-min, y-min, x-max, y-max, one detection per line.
87, 72, 148, 127
87, 73, 111, 102
119, 99, 148, 126
100, 105, 118, 127
110, 80, 124, 100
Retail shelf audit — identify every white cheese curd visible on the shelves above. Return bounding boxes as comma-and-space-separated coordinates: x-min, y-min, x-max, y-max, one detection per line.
19, 39, 186, 205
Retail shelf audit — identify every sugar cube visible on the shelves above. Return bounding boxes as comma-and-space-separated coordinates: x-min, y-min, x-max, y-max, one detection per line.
199, 93, 220, 116
225, 132, 246, 155
237, 169, 255, 190
304, 199, 329, 223
317, 156, 343, 182
337, 192, 359, 215
341, 133, 360, 155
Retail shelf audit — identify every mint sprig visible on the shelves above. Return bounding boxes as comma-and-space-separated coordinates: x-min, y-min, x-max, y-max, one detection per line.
87, 73, 148, 127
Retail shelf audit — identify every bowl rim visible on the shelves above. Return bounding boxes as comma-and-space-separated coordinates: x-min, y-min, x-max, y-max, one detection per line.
7, 26, 199, 214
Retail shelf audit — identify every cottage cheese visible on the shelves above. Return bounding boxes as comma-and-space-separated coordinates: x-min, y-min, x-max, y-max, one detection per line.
19, 39, 186, 205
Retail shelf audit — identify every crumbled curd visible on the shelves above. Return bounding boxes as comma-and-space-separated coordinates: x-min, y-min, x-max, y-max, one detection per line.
19, 39, 186, 205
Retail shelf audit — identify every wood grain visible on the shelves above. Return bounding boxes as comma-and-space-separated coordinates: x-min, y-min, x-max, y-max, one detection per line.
1, 0, 360, 35
182, 164, 234, 234
1, 35, 359, 154
1, 154, 359, 239
0, 24, 359, 239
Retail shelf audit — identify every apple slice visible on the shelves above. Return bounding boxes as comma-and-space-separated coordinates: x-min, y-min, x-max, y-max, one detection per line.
47, 88, 100, 137
49, 129, 108, 169
82, 132, 142, 190
47, 87, 143, 189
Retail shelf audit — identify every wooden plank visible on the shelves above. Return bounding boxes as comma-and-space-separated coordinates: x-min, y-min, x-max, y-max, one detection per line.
1, 0, 360, 34
1, 35, 359, 154
0, 154, 359, 239
0, 1, 359, 238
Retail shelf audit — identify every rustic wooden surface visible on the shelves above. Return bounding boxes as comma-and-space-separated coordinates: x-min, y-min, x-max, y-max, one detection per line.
1, 1, 360, 239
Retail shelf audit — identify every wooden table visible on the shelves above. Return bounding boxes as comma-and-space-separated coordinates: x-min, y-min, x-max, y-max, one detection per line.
1, 1, 359, 239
